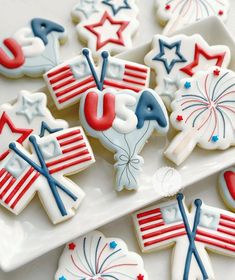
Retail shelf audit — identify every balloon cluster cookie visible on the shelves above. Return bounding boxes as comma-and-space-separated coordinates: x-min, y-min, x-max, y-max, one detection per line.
0, 18, 67, 78
55, 231, 148, 280
0, 91, 95, 224
219, 167, 235, 211
133, 193, 235, 280
165, 67, 235, 165
155, 0, 230, 35
71, 0, 139, 55
145, 34, 231, 110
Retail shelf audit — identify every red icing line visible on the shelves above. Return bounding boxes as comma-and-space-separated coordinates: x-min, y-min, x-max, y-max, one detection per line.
59, 135, 83, 147
47, 149, 89, 167
124, 70, 147, 80
49, 70, 73, 84
220, 213, 235, 223
0, 168, 7, 178
180, 44, 226, 76
195, 236, 235, 252
103, 80, 140, 92
84, 11, 129, 50
137, 208, 161, 218
140, 221, 165, 232
0, 38, 25, 69
58, 82, 97, 104
84, 91, 115, 131
138, 213, 162, 225
52, 78, 77, 91
144, 230, 186, 247
125, 64, 148, 73
0, 172, 11, 188
122, 77, 146, 86
47, 65, 70, 78
57, 129, 81, 140
218, 227, 235, 237
5, 167, 34, 204
0, 177, 16, 199
224, 171, 235, 200
62, 143, 86, 154
49, 156, 92, 174
142, 224, 185, 240
219, 220, 235, 230
197, 229, 235, 246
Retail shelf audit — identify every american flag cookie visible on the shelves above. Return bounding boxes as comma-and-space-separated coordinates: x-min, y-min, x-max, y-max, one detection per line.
0, 18, 67, 78
71, 0, 139, 55
164, 66, 235, 165
0, 91, 95, 224
155, 0, 230, 35
133, 193, 235, 280
55, 231, 148, 280
144, 34, 231, 110
44, 48, 150, 110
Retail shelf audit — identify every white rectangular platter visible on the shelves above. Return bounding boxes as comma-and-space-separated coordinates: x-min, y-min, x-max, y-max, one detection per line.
0, 12, 235, 274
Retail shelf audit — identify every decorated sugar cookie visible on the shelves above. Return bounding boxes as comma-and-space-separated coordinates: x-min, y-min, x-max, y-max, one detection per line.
80, 87, 169, 191
55, 231, 148, 280
144, 34, 231, 110
0, 91, 95, 224
44, 48, 150, 109
133, 193, 235, 280
0, 18, 66, 78
72, 0, 139, 55
164, 67, 235, 165
219, 167, 235, 211
155, 0, 230, 35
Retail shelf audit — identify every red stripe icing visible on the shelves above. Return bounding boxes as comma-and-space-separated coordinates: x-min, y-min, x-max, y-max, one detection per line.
195, 236, 235, 252
49, 70, 73, 84
47, 65, 70, 78
138, 214, 162, 225
57, 129, 81, 140
124, 70, 147, 80
142, 224, 185, 240
144, 231, 186, 247
52, 78, 77, 91
140, 221, 165, 232
137, 208, 161, 218
125, 64, 148, 73
59, 135, 83, 147
62, 143, 86, 154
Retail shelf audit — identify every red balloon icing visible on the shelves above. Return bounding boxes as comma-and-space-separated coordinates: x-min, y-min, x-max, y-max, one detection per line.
0, 38, 25, 69
224, 171, 235, 200
84, 91, 115, 131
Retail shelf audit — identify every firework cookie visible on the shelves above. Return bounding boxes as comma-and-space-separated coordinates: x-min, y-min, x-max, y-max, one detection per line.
80, 87, 169, 191
164, 66, 235, 165
155, 0, 230, 35
0, 91, 95, 224
144, 34, 231, 110
55, 230, 148, 280
71, 0, 139, 55
44, 48, 150, 110
0, 18, 66, 78
219, 167, 235, 212
133, 193, 235, 280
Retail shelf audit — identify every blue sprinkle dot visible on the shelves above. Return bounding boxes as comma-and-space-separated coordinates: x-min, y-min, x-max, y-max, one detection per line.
184, 81, 191, 89
211, 135, 219, 142
109, 241, 117, 249
59, 276, 66, 280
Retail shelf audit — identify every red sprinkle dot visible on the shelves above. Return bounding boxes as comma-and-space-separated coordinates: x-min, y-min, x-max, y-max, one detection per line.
137, 274, 144, 280
218, 10, 224, 16
176, 115, 183, 121
165, 4, 171, 10
68, 242, 76, 250
213, 69, 220, 76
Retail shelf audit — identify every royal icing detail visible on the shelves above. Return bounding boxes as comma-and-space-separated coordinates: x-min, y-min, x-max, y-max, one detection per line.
0, 91, 95, 224
71, 0, 139, 55
0, 18, 66, 78
55, 231, 148, 280
144, 34, 231, 110
44, 48, 150, 110
155, 0, 230, 35
164, 67, 235, 165
80, 87, 169, 191
133, 193, 235, 280
219, 167, 235, 211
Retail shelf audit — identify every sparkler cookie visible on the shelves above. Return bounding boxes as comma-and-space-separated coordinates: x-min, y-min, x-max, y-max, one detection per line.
55, 231, 148, 280
71, 0, 139, 55
144, 34, 231, 110
155, 0, 230, 35
133, 193, 235, 280
0, 91, 95, 224
165, 67, 235, 165
219, 167, 235, 212
0, 18, 66, 78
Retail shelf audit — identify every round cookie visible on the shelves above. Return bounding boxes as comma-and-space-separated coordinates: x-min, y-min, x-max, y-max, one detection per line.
0, 18, 67, 78
55, 230, 148, 280
219, 167, 235, 211
165, 67, 235, 165
144, 34, 231, 110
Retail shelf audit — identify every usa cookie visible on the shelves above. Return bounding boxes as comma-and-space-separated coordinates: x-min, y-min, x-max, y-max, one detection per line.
72, 0, 139, 55
55, 231, 148, 280
156, 0, 230, 35
144, 34, 231, 110
0, 91, 95, 224
80, 87, 169, 191
165, 67, 235, 165
44, 48, 150, 109
0, 18, 66, 78
133, 193, 235, 280
219, 167, 235, 211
